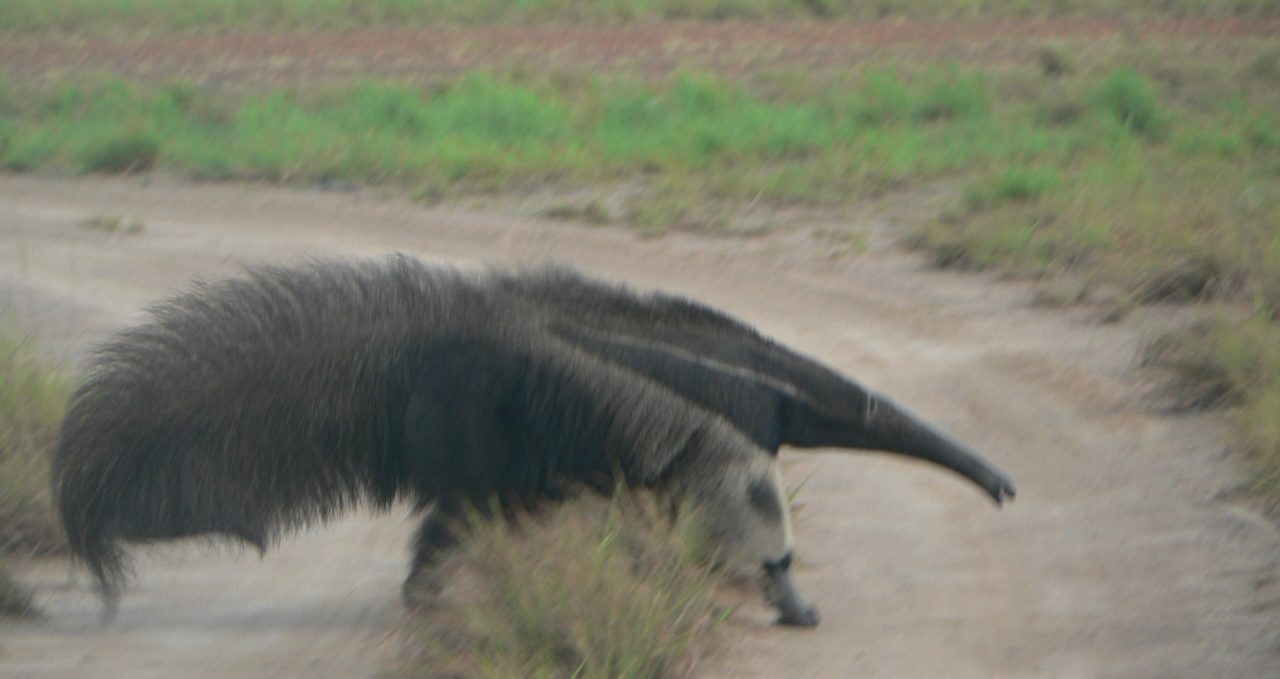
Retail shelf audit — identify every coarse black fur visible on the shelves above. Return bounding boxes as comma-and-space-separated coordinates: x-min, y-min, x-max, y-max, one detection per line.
496, 265, 1016, 503
53, 256, 767, 612
54, 255, 1014, 621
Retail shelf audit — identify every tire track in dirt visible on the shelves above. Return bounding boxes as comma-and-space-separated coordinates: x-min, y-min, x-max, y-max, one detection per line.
0, 176, 1277, 677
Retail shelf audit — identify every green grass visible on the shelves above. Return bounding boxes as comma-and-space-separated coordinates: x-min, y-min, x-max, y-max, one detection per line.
1, 0, 1275, 37
0, 329, 68, 556
77, 130, 160, 174
1092, 68, 1166, 138
398, 494, 727, 678
0, 70, 981, 199
0, 328, 72, 616
908, 48, 1280, 493
0, 67, 1153, 208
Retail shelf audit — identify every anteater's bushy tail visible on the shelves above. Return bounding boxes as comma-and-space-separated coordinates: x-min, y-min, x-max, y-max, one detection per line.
53, 397, 129, 617
51, 257, 441, 617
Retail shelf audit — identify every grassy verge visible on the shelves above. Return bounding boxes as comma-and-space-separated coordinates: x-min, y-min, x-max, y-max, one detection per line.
3, 50, 1272, 212
0, 329, 71, 615
398, 494, 727, 678
1, 0, 1275, 37
1, 68, 1031, 205
1142, 316, 1280, 498
905, 47, 1280, 496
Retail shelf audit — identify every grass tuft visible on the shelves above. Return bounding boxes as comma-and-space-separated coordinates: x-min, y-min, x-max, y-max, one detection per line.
919, 72, 990, 122
966, 165, 1059, 208
1130, 256, 1224, 304
1092, 69, 1165, 138
0, 329, 69, 557
1142, 315, 1280, 492
77, 129, 160, 173
0, 328, 71, 617
82, 214, 146, 234
1142, 320, 1242, 411
399, 493, 727, 679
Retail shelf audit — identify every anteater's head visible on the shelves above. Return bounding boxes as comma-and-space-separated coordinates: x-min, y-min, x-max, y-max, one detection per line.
674, 449, 819, 627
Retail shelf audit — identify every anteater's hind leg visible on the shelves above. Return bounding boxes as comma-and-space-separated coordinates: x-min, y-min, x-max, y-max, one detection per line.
402, 493, 509, 607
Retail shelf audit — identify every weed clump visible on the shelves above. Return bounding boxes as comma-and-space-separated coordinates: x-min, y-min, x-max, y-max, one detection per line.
78, 129, 159, 173
1145, 317, 1280, 410
1131, 257, 1224, 304
400, 494, 727, 679
918, 72, 990, 122
0, 329, 68, 556
850, 70, 989, 126
966, 165, 1058, 208
1093, 69, 1165, 138
1142, 320, 1242, 411
0, 329, 71, 617
1142, 316, 1280, 493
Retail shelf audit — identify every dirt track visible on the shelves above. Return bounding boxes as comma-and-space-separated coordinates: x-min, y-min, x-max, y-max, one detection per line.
0, 175, 1277, 677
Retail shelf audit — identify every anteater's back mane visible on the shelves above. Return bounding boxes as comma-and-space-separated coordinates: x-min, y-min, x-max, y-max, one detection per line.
52, 255, 749, 601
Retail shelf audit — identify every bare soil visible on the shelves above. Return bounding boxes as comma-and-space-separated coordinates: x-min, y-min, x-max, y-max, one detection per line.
2, 18, 1278, 84
0, 175, 1277, 677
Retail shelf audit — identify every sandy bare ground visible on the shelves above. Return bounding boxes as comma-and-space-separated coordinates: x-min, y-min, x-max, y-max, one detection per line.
0, 175, 1278, 677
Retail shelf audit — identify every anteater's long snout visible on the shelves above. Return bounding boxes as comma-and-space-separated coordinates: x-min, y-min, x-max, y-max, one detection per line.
863, 395, 1017, 505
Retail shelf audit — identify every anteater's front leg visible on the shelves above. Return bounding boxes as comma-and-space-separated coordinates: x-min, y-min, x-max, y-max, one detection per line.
402, 493, 470, 606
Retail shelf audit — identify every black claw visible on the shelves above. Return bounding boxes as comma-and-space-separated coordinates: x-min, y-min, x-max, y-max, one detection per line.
989, 477, 1017, 505
777, 605, 821, 627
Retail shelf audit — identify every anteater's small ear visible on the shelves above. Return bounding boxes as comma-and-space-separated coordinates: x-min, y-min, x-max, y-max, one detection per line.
746, 476, 784, 522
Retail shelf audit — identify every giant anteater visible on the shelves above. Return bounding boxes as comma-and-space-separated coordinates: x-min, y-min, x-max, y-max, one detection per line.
53, 254, 1014, 626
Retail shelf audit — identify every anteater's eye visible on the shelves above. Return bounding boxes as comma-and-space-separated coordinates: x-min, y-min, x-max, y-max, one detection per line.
762, 550, 792, 574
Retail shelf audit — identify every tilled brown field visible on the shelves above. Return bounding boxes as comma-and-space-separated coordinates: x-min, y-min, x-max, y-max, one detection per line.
2, 18, 1278, 83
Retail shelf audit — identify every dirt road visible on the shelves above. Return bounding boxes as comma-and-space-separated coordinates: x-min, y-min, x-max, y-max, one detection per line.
1, 175, 1278, 677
